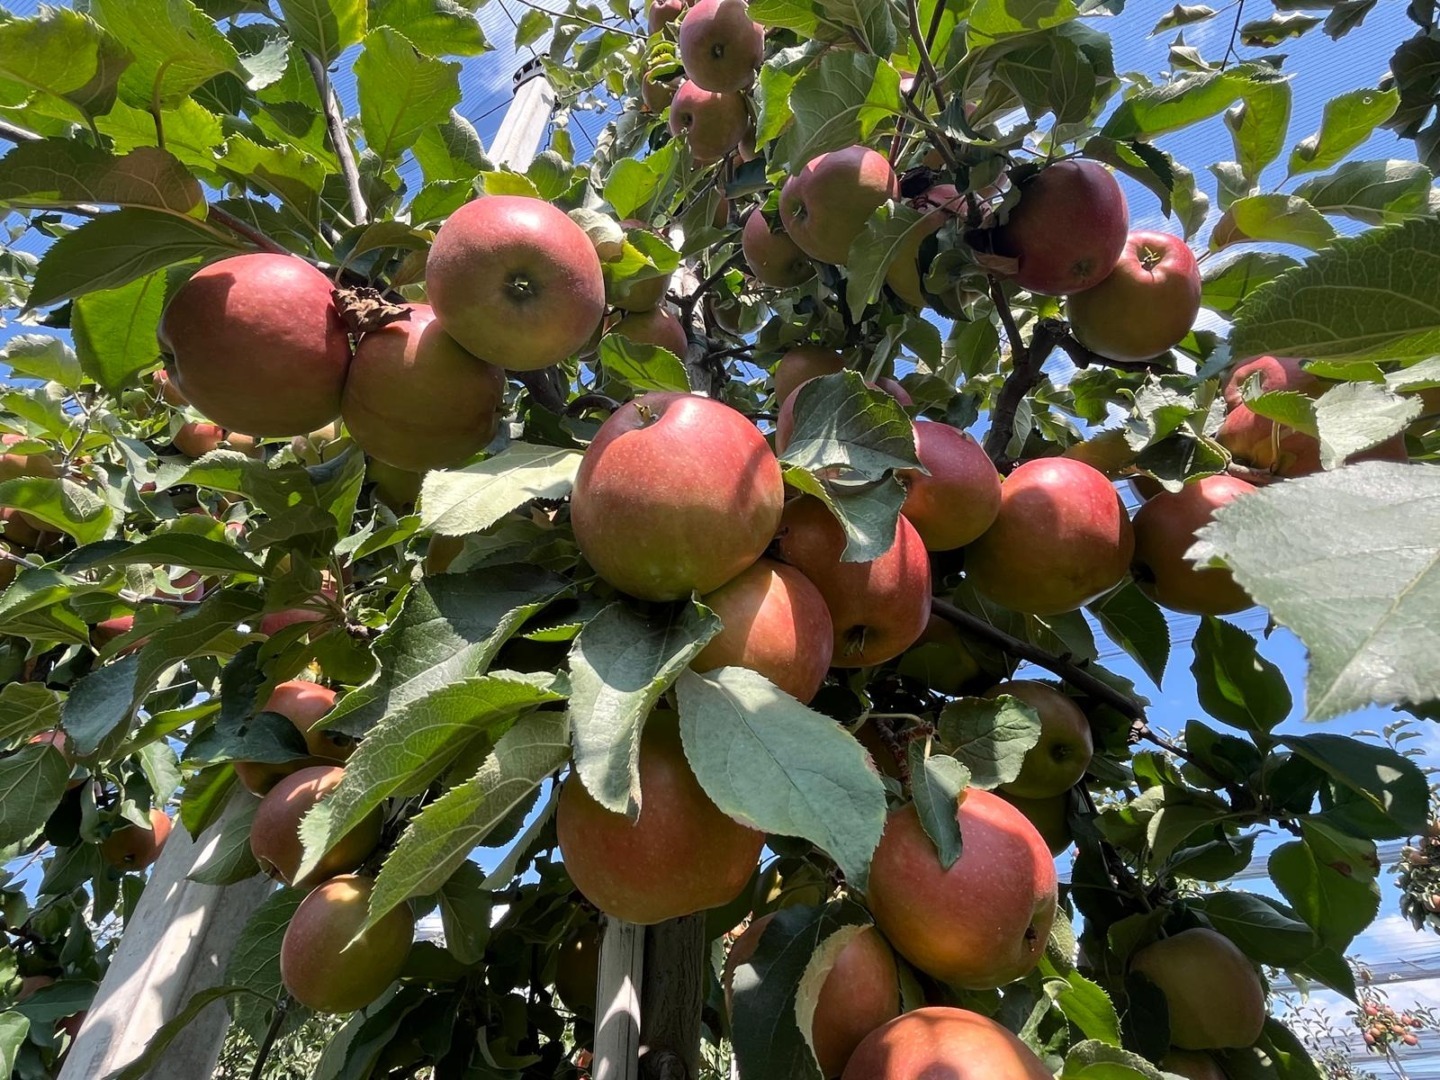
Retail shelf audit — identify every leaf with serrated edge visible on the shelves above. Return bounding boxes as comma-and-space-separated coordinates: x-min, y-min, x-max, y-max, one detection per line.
907, 745, 969, 869
935, 695, 1041, 789
0, 745, 70, 848
224, 888, 308, 1045
779, 371, 920, 479
0, 684, 63, 748
420, 443, 582, 537
1313, 382, 1420, 469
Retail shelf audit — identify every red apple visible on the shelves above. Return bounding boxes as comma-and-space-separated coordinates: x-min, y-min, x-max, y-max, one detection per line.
678, 0, 763, 93
426, 195, 606, 372
159, 253, 352, 436
341, 304, 505, 473
1129, 928, 1266, 1050
570, 393, 784, 601
234, 681, 350, 795
898, 421, 1001, 551
780, 146, 900, 266
985, 681, 1093, 799
742, 208, 815, 288
280, 874, 413, 1014
964, 458, 1135, 615
772, 346, 844, 405
611, 306, 689, 358
1131, 474, 1254, 615
886, 185, 964, 308
250, 765, 382, 890
841, 1007, 1053, 1080
648, 0, 687, 33
1160, 1051, 1228, 1080
1067, 231, 1201, 363
866, 790, 1058, 988
556, 711, 764, 924
773, 496, 931, 668
985, 160, 1129, 296
99, 808, 172, 871
668, 81, 749, 164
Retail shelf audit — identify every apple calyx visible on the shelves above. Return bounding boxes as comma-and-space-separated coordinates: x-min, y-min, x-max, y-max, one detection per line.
505, 273, 540, 302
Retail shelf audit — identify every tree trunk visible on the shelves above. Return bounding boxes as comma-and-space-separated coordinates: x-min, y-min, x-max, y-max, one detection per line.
639, 914, 707, 1080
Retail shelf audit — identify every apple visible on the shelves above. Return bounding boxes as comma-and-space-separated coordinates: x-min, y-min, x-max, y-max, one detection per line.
875, 376, 913, 406
556, 711, 764, 924
984, 160, 1129, 296
692, 557, 834, 702
234, 681, 351, 795
553, 919, 601, 1013
1160, 1050, 1228, 1080
866, 789, 1057, 988
426, 195, 606, 372
172, 422, 259, 459
1, 506, 51, 551
611, 305, 689, 358
1129, 928, 1266, 1049
773, 346, 844, 405
426, 534, 465, 575
774, 496, 930, 668
159, 253, 352, 436
153, 368, 189, 408
648, 0, 687, 33
570, 392, 783, 600
984, 681, 1093, 799
280, 874, 414, 1014
841, 1006, 1053, 1080
92, 615, 149, 655
998, 791, 1072, 858
250, 765, 382, 890
780, 146, 900, 266
341, 304, 505, 474
898, 421, 1001, 551
1131, 474, 1255, 616
0, 434, 57, 486
679, 0, 763, 93
368, 458, 424, 511
668, 80, 749, 164
894, 615, 988, 697
641, 70, 677, 112
99, 808, 172, 872
964, 457, 1135, 615
1066, 231, 1201, 363
742, 209, 815, 288
726, 915, 899, 1078
886, 185, 964, 308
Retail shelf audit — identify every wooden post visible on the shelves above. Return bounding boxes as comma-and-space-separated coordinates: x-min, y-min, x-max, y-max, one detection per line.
593, 918, 645, 1080
640, 915, 707, 1080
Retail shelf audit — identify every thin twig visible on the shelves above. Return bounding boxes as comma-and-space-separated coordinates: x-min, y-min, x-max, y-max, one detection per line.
249, 995, 291, 1080
511, 0, 646, 39
893, 0, 958, 168
1220, 0, 1247, 70
679, 249, 746, 321
206, 205, 291, 255
981, 276, 1060, 464
1041, 318, 1176, 375
305, 52, 367, 225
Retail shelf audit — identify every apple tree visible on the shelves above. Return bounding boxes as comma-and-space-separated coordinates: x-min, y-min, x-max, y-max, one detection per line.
0, 0, 1437, 1077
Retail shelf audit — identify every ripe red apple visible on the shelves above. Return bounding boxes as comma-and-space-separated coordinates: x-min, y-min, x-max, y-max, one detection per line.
1131, 475, 1254, 616
780, 146, 900, 266
1067, 231, 1201, 363
611, 305, 689, 358
280, 874, 414, 1014
341, 304, 505, 473
898, 421, 1001, 551
172, 422, 242, 459
692, 557, 834, 702
667, 81, 749, 164
1129, 928, 1266, 1049
726, 915, 899, 1078
426, 195, 606, 372
159, 253, 352, 436
556, 711, 764, 924
841, 1006, 1053, 1080
773, 496, 931, 668
773, 346, 844, 405
985, 160, 1129, 296
742, 209, 815, 288
234, 681, 350, 795
250, 765, 382, 890
866, 790, 1057, 988
92, 615, 149, 655
1160, 1050, 1228, 1080
964, 457, 1135, 615
998, 791, 1072, 857
648, 0, 687, 32
570, 393, 783, 600
679, 0, 763, 92
99, 808, 172, 872
886, 185, 963, 308
984, 681, 1093, 799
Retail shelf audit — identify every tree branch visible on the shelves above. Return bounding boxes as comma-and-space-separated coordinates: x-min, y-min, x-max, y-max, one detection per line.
516, 368, 568, 414
981, 276, 1060, 464
0, 118, 41, 144
305, 52, 367, 225
679, 249, 745, 321
206, 204, 292, 255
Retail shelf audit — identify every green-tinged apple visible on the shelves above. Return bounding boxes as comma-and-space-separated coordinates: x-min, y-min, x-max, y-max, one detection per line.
426, 534, 465, 575
772, 346, 844, 404
898, 421, 1001, 551
367, 458, 424, 511
234, 681, 351, 795
774, 496, 930, 668
556, 712, 764, 923
1160, 1050, 1229, 1080
641, 70, 677, 112
668, 80, 748, 164
841, 1007, 1054, 1080
341, 304, 505, 473
692, 557, 834, 702
965, 458, 1134, 615
998, 791, 1072, 857
611, 305, 689, 357
983, 160, 1129, 296
780, 146, 900, 265
159, 253, 352, 436
0, 434, 57, 482
1131, 475, 1255, 615
570, 393, 783, 600
866, 790, 1057, 988
553, 919, 601, 1013
426, 195, 606, 371
985, 680, 1093, 799
678, 0, 763, 93
280, 874, 413, 1013
1066, 231, 1201, 363
648, 0, 686, 32
250, 766, 382, 890
1130, 928, 1266, 1049
894, 615, 988, 697
886, 185, 963, 308
99, 809, 172, 871
742, 209, 815, 288
609, 220, 673, 311
726, 915, 899, 1078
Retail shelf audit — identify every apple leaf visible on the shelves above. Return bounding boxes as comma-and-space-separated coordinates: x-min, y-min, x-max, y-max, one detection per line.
845, 202, 926, 321
90, 0, 242, 109
1188, 616, 1292, 733
0, 8, 132, 125
370, 0, 487, 57
1283, 732, 1429, 839
1200, 251, 1300, 314
1288, 86, 1400, 177
0, 142, 202, 216
224, 888, 309, 1044
597, 335, 691, 394
935, 695, 1041, 790
60, 654, 144, 757
1088, 582, 1170, 687
1193, 890, 1319, 967
675, 667, 886, 889
420, 443, 583, 537
1228, 79, 1291, 184
355, 27, 461, 166
1101, 64, 1278, 141
772, 52, 901, 171
907, 744, 969, 869
277, 0, 366, 65
0, 478, 111, 545
0, 744, 71, 849
1267, 829, 1379, 952
71, 270, 171, 394
779, 467, 908, 564
1196, 463, 1440, 718
0, 334, 82, 388
1294, 159, 1433, 226
1312, 381, 1419, 469
186, 796, 262, 886
181, 707, 310, 768
1151, 4, 1217, 35
1061, 1040, 1168, 1079
779, 371, 919, 480
1209, 193, 1336, 252
0, 684, 63, 749
131, 590, 263, 700
568, 601, 720, 816
1050, 971, 1122, 1046
63, 533, 261, 577
968, 0, 1077, 47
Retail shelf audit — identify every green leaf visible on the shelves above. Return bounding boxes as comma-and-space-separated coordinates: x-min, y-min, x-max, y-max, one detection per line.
419, 443, 582, 537
0, 744, 70, 848
1151, 4, 1216, 34
1294, 159, 1434, 225
603, 158, 662, 221
223, 889, 308, 1044
97, 99, 225, 174
943, 317, 1000, 383
370, 0, 488, 56
216, 136, 327, 221
182, 708, 310, 768
1189, 616, 1291, 734
1239, 11, 1320, 47
1102, 65, 1277, 140
906, 745, 969, 870
412, 112, 488, 184
0, 335, 82, 388
1200, 251, 1299, 314
133, 590, 262, 698
845, 203, 925, 320
1088, 582, 1169, 687
597, 335, 691, 393
0, 8, 131, 125
25, 208, 241, 311
90, 0, 242, 108
1210, 194, 1336, 252
0, 478, 112, 544
513, 8, 550, 48
568, 601, 720, 815
1284, 732, 1430, 838
71, 271, 170, 394
1051, 971, 1122, 1046
1194, 890, 1319, 967
0, 1013, 28, 1077
1062, 1040, 1167, 1079
935, 695, 1042, 789
0, 142, 201, 216
994, 22, 1111, 127
186, 797, 262, 885
779, 467, 910, 565
1226, 79, 1291, 184
278, 0, 366, 63
779, 371, 919, 480
1197, 463, 1440, 718
62, 655, 144, 756
65, 534, 261, 577
1288, 86, 1400, 176
773, 52, 901, 171
364, 710, 569, 930
1268, 826, 1379, 950
0, 683, 63, 748
1312, 382, 1420, 469
677, 667, 887, 890
968, 0, 1078, 47
355, 27, 461, 166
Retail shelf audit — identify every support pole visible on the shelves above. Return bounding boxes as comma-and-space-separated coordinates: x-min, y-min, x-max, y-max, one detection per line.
639, 915, 707, 1080
593, 918, 644, 1080
490, 59, 557, 172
